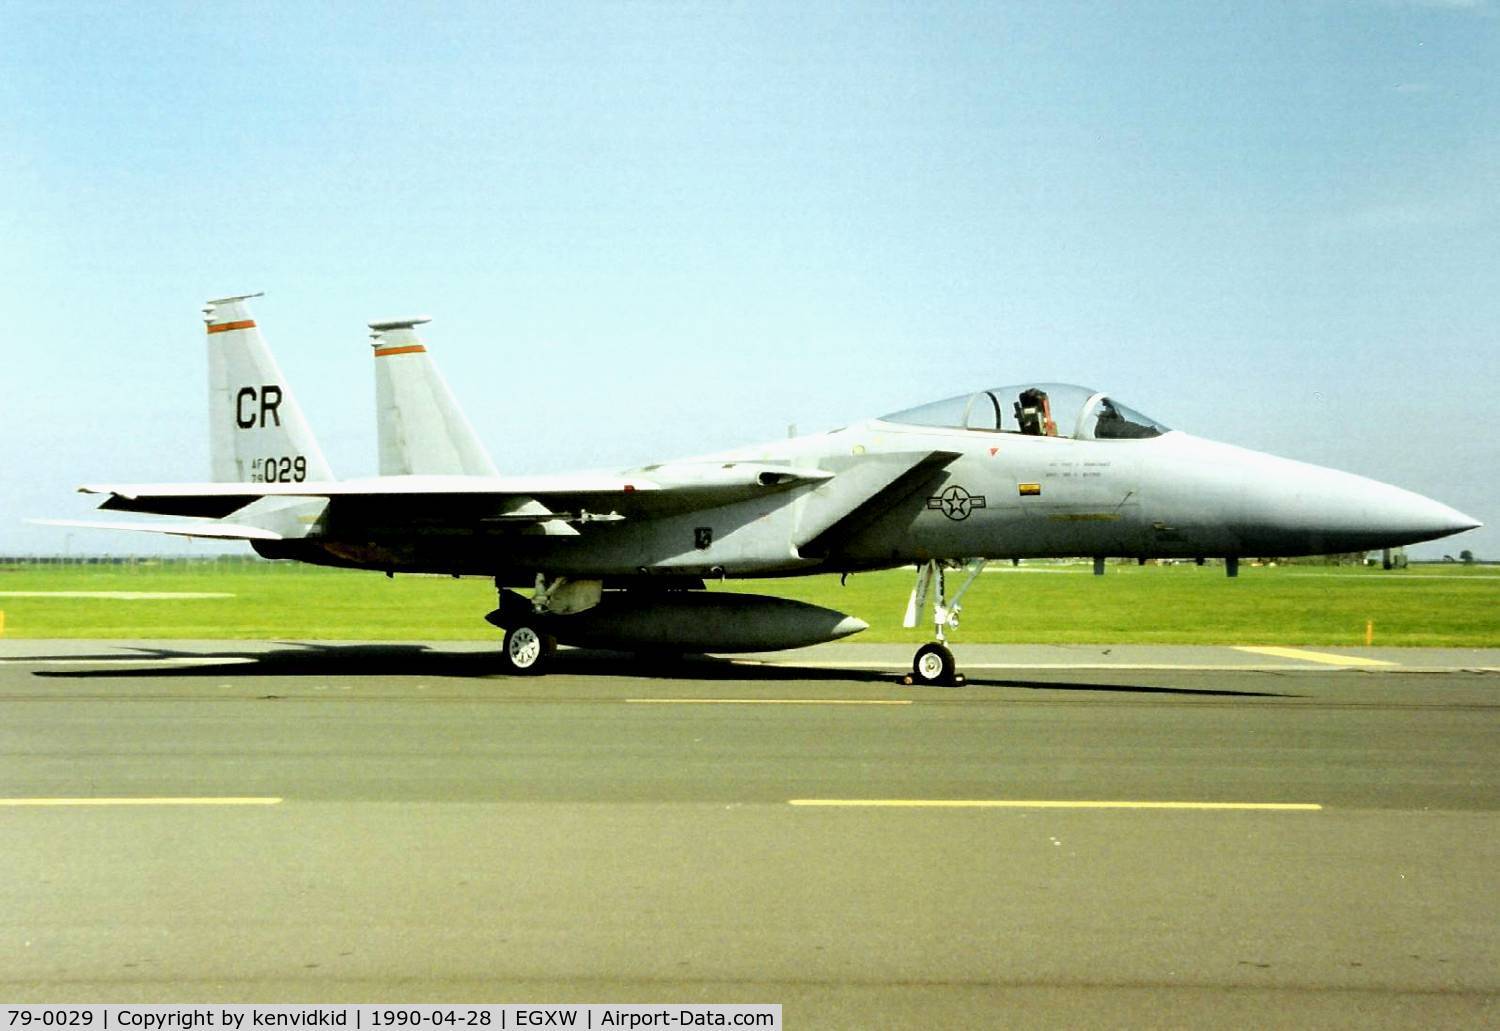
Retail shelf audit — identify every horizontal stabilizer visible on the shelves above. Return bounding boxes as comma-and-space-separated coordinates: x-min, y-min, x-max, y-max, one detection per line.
44, 497, 329, 543
31, 518, 284, 541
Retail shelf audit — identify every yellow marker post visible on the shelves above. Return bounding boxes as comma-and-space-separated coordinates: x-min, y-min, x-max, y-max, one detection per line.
0, 609, 5, 636
1365, 620, 1374, 646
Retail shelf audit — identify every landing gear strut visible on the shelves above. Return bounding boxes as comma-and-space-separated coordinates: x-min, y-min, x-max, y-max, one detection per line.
902, 558, 985, 686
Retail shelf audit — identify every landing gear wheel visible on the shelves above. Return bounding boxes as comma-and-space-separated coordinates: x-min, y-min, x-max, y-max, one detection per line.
502, 624, 551, 676
910, 642, 958, 686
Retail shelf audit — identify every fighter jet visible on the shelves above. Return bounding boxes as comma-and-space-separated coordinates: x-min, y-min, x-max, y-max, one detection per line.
50, 295, 1481, 684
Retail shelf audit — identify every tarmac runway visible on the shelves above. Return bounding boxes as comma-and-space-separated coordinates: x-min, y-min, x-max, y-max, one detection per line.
2, 640, 1498, 1027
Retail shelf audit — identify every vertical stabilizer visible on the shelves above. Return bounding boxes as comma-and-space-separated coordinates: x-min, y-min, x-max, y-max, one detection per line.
204, 294, 334, 483
370, 318, 499, 476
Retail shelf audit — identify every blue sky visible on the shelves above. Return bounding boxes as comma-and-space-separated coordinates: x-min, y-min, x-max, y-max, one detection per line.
2, 0, 1495, 559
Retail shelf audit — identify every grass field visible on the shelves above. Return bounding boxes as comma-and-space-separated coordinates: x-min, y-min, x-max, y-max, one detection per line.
1, 560, 1496, 647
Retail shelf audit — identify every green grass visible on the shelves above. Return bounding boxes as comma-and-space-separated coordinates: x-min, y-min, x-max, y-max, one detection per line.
728, 562, 1500, 648
1, 560, 1496, 647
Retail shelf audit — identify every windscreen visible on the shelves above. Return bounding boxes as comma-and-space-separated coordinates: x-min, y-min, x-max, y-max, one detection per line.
881, 384, 1168, 440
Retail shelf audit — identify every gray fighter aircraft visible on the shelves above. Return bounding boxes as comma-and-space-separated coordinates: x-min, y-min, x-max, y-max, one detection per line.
48, 295, 1481, 683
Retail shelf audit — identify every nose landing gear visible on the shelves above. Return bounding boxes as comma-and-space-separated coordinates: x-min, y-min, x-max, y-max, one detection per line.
902, 558, 986, 686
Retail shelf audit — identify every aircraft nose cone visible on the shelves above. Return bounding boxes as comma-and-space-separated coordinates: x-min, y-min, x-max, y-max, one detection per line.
1359, 487, 1481, 545
1419, 504, 1481, 539
1153, 435, 1482, 555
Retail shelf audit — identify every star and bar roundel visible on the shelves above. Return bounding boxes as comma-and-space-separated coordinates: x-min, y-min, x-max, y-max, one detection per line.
927, 484, 987, 521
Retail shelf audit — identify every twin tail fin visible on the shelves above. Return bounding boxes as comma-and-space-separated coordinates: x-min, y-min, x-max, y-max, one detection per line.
204, 293, 334, 484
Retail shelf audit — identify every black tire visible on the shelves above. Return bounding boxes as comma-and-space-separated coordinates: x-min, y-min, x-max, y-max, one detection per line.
502, 624, 549, 675
912, 642, 957, 686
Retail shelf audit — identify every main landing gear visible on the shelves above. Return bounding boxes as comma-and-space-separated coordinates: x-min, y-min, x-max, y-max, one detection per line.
488, 574, 585, 676
501, 623, 553, 675
902, 558, 986, 687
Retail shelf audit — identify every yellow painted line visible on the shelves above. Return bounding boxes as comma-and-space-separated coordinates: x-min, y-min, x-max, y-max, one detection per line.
1234, 646, 1398, 667
0, 797, 282, 807
626, 698, 912, 706
788, 799, 1322, 811
0, 657, 255, 667
0, 591, 235, 599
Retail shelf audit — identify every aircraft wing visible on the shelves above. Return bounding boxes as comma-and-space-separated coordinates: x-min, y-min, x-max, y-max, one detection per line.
72, 452, 960, 550
78, 465, 837, 529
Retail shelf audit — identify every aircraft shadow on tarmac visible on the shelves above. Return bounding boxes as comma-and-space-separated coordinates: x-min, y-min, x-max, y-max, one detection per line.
24, 643, 1298, 698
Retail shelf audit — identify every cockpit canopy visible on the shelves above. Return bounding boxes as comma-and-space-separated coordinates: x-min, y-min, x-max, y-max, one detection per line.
881, 384, 1169, 441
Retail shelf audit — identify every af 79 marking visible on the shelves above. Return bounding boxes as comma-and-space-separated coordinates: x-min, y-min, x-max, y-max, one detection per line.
250, 456, 308, 483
